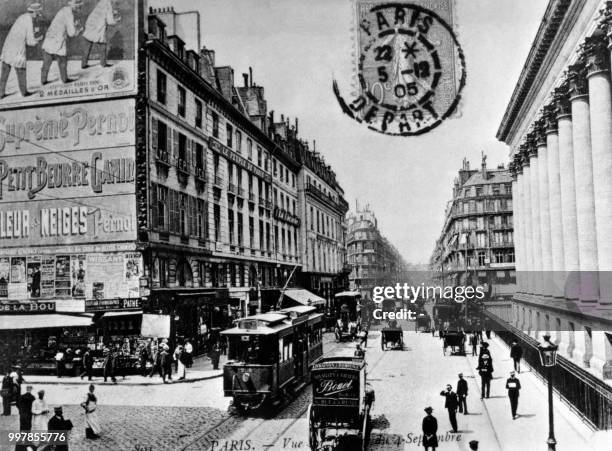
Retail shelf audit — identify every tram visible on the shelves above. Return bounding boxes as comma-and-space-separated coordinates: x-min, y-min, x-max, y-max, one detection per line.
332, 291, 362, 341
221, 305, 324, 414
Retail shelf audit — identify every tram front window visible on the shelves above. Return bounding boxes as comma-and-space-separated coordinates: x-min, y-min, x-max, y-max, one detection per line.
228, 336, 275, 364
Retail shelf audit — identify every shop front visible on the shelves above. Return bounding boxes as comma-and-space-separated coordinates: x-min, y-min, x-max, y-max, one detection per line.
145, 288, 234, 354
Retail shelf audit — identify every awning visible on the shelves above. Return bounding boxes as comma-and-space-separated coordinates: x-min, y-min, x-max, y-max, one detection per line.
283, 288, 326, 306
102, 310, 143, 318
0, 314, 94, 330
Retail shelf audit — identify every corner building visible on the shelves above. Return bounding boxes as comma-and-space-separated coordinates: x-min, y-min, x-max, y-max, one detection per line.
497, 0, 612, 429
0, 3, 347, 367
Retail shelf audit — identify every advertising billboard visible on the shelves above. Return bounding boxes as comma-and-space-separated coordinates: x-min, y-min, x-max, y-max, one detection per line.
0, 99, 136, 249
0, 0, 137, 109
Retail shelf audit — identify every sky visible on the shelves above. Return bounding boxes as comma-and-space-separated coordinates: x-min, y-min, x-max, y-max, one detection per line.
150, 0, 548, 264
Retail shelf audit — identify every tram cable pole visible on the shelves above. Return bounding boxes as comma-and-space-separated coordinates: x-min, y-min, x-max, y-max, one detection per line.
276, 264, 300, 310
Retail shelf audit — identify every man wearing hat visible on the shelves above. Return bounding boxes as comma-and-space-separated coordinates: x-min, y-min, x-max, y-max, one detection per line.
48, 406, 73, 451
17, 385, 35, 430
456, 373, 468, 414
421, 406, 438, 451
439, 384, 459, 433
469, 440, 479, 450
81, 0, 121, 69
41, 0, 84, 85
0, 3, 43, 99
477, 353, 493, 399
510, 340, 524, 373
506, 370, 522, 419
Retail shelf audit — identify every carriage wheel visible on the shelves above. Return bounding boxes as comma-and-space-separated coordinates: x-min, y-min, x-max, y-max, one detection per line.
308, 404, 317, 450
361, 406, 370, 451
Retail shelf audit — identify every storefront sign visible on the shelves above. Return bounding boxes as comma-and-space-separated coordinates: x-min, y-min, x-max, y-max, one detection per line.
208, 137, 272, 183
85, 298, 142, 312
0, 300, 56, 313
0, 2, 138, 109
273, 207, 301, 227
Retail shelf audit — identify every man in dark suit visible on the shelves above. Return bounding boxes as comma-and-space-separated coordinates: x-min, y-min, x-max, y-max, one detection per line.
47, 406, 73, 451
80, 348, 93, 380
422, 406, 438, 451
477, 353, 494, 399
17, 385, 35, 430
161, 345, 173, 382
439, 384, 459, 433
456, 373, 468, 414
510, 341, 524, 373
470, 333, 478, 356
506, 370, 522, 419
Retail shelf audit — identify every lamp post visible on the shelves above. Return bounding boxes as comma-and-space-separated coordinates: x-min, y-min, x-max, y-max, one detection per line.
537, 334, 558, 451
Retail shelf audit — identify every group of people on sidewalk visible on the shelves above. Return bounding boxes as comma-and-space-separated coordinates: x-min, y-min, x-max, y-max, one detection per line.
1, 372, 103, 449
421, 330, 526, 450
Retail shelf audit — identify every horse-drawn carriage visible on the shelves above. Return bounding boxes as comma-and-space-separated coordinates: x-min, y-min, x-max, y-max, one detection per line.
442, 331, 466, 355
415, 313, 431, 333
381, 326, 403, 351
308, 352, 374, 451
332, 291, 362, 342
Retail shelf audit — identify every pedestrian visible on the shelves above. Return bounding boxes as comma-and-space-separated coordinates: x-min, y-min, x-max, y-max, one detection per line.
102, 348, 116, 383
184, 340, 193, 368
510, 341, 524, 373
439, 384, 459, 433
177, 346, 186, 380
47, 406, 73, 451
0, 3, 43, 98
506, 370, 522, 419
456, 373, 468, 414
149, 343, 163, 379
477, 353, 494, 399
359, 327, 369, 348
485, 329, 492, 340
139, 343, 149, 376
470, 333, 478, 356
469, 440, 479, 450
17, 385, 35, 431
210, 342, 221, 370
1, 369, 12, 415
80, 348, 93, 380
354, 344, 365, 358
173, 343, 181, 372
81, 0, 121, 69
55, 348, 65, 378
31, 390, 49, 432
421, 406, 438, 451
41, 0, 84, 85
161, 344, 173, 383
80, 384, 100, 439
9, 365, 24, 404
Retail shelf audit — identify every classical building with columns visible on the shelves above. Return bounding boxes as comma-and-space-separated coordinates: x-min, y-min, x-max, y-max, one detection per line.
497, 0, 612, 429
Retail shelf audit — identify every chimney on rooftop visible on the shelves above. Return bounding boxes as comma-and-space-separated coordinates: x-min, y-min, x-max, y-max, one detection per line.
243, 73, 248, 88
481, 152, 488, 180
249, 67, 253, 87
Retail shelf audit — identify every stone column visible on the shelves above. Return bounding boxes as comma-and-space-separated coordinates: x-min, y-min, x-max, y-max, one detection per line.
586, 33, 612, 311
553, 85, 580, 299
544, 105, 565, 298
510, 161, 522, 292
527, 135, 543, 295
568, 63, 599, 302
520, 145, 534, 295
535, 120, 553, 297
516, 156, 527, 293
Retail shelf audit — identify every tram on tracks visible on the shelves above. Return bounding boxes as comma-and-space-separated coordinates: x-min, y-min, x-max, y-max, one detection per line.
221, 305, 324, 414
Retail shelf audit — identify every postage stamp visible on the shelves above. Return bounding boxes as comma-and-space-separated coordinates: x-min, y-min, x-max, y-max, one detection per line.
334, 0, 466, 136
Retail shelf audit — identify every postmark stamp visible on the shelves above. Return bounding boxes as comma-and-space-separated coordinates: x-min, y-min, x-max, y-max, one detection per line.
334, 0, 466, 136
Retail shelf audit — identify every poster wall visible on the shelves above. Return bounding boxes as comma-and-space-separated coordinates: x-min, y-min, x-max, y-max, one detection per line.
0, 251, 142, 301
0, 0, 138, 109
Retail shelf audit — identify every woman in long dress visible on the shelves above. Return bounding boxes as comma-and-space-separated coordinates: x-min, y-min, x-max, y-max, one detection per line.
177, 346, 186, 380
80, 384, 100, 439
31, 390, 49, 431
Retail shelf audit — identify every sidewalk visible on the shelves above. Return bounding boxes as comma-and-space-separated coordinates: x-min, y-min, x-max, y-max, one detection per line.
465, 334, 601, 450
23, 354, 226, 386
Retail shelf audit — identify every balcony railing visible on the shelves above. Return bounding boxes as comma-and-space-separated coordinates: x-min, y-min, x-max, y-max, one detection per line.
248, 192, 255, 202
214, 175, 223, 187
237, 187, 245, 198
228, 183, 237, 194
259, 196, 266, 206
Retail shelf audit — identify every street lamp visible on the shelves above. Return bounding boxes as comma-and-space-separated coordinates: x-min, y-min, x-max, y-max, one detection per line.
537, 334, 558, 451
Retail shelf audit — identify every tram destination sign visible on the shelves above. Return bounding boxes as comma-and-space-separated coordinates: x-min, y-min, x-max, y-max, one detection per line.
85, 298, 142, 312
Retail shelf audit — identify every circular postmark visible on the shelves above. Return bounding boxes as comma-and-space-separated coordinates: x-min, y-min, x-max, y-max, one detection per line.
334, 2, 466, 136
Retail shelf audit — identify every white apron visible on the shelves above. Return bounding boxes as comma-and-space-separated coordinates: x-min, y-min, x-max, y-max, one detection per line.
83, 0, 118, 44
31, 399, 49, 431
42, 7, 77, 56
0, 14, 37, 68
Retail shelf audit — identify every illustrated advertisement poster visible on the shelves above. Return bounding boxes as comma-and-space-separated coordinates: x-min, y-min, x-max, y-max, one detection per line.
40, 257, 55, 298
0, 0, 137, 109
9, 256, 27, 298
86, 253, 125, 300
54, 255, 71, 297
125, 252, 142, 298
26, 256, 41, 298
71, 254, 86, 298
0, 257, 9, 298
